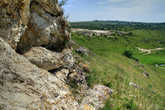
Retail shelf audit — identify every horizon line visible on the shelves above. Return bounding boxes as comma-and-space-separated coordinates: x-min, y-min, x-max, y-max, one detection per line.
69, 20, 165, 24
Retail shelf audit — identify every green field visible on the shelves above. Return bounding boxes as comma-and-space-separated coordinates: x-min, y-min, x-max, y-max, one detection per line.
71, 29, 165, 110
136, 50, 165, 65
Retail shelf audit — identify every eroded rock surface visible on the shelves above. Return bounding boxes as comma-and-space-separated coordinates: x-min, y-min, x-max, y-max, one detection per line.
80, 85, 113, 110
0, 0, 69, 53
17, 0, 70, 53
0, 0, 29, 49
0, 38, 79, 110
24, 47, 63, 70
76, 47, 89, 56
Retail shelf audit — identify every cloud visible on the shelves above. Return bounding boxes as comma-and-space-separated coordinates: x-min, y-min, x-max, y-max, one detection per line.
97, 0, 163, 12
108, 0, 129, 3
97, 0, 129, 4
94, 0, 165, 22
64, 0, 165, 22
97, 0, 138, 8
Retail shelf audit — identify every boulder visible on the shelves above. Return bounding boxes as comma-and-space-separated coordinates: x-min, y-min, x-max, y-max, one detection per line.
76, 47, 89, 55
17, 0, 70, 53
129, 82, 139, 88
143, 72, 150, 78
80, 85, 113, 110
62, 49, 75, 68
24, 47, 64, 70
24, 47, 75, 70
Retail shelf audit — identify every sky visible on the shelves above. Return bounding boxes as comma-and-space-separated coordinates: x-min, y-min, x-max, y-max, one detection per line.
61, 0, 165, 22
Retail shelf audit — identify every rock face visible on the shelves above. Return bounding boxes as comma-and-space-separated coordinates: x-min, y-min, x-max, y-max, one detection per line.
24, 47, 63, 70
24, 47, 76, 71
0, 38, 79, 110
72, 29, 114, 38
0, 0, 69, 53
80, 85, 113, 110
0, 0, 111, 110
0, 0, 28, 49
17, 1, 70, 53
72, 28, 133, 38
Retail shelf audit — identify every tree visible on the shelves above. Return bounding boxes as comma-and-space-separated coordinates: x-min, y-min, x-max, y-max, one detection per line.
59, 0, 68, 7
123, 50, 133, 58
123, 50, 139, 62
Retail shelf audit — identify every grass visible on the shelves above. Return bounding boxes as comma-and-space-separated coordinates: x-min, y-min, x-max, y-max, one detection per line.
135, 49, 165, 65
71, 29, 165, 110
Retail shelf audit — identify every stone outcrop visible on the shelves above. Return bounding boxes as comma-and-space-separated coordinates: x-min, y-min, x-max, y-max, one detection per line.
76, 47, 89, 56
24, 47, 63, 70
0, 38, 79, 110
0, 0, 28, 49
24, 47, 76, 71
0, 0, 70, 53
80, 85, 113, 110
72, 28, 114, 38
0, 0, 111, 109
72, 28, 133, 38
17, 1, 70, 53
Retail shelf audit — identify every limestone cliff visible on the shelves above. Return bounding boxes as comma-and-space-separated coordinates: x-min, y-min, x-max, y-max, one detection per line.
0, 0, 69, 52
0, 0, 111, 110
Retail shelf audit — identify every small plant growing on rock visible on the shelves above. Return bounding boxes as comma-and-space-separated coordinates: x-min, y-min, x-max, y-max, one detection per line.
59, 0, 68, 7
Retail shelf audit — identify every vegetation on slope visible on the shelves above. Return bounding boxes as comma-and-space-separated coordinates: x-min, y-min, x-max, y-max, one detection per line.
71, 20, 165, 31
71, 29, 165, 110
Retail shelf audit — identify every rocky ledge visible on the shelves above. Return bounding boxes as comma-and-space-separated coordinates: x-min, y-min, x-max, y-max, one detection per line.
0, 0, 112, 110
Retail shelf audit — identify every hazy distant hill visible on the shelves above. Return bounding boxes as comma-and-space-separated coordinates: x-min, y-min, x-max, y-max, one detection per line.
71, 20, 165, 31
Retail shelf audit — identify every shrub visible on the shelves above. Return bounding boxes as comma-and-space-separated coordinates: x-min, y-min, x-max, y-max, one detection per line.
123, 50, 133, 58
123, 50, 139, 62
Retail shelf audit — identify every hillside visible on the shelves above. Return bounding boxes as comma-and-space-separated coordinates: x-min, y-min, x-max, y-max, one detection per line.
1, 0, 165, 109
71, 20, 165, 31
71, 28, 165, 110
0, 0, 111, 110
